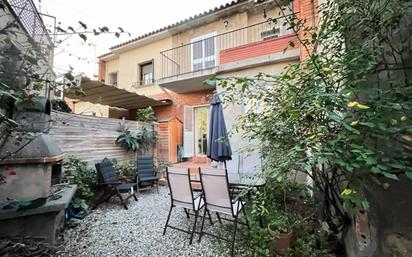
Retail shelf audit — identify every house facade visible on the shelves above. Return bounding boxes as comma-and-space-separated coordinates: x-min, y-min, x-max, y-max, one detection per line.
69, 0, 318, 167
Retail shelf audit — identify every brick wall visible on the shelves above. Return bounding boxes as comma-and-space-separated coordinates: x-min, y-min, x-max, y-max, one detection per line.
219, 34, 299, 64
146, 90, 212, 163
151, 89, 214, 122
296, 0, 319, 60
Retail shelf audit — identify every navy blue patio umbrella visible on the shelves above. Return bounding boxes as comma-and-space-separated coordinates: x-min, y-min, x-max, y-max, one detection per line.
206, 95, 232, 168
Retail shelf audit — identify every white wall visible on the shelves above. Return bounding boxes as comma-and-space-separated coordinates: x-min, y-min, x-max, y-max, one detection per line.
218, 62, 298, 173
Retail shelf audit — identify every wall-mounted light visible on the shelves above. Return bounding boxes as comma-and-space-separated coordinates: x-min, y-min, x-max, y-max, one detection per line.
223, 20, 229, 28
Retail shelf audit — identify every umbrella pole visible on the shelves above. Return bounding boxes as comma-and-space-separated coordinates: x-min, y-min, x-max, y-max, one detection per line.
224, 160, 227, 170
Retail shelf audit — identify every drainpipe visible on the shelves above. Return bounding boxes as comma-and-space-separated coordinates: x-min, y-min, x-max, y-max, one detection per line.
310, 0, 316, 27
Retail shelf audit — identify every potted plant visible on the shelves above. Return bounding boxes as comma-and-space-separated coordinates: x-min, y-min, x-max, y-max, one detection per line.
267, 183, 296, 256
157, 161, 169, 186
268, 213, 293, 256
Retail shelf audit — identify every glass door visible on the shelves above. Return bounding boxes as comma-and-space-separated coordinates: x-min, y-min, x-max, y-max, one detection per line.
194, 106, 209, 155
191, 32, 217, 71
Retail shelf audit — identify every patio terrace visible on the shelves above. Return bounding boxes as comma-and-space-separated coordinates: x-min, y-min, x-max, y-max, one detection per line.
57, 187, 252, 257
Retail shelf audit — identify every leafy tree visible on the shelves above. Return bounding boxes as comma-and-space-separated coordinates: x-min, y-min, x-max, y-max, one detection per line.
218, 0, 412, 240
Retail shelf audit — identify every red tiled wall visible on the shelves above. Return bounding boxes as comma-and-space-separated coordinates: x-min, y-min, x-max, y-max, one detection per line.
219, 34, 299, 64
215, 0, 317, 62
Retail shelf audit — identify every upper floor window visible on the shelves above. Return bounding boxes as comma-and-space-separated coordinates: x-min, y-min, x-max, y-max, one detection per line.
109, 72, 118, 86
139, 61, 154, 85
191, 32, 217, 71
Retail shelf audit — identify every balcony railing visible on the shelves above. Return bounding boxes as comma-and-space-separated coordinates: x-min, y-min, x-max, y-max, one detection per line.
6, 0, 55, 64
131, 78, 156, 87
160, 14, 296, 80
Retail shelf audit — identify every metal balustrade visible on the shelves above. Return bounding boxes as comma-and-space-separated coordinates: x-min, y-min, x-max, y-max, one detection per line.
160, 14, 296, 80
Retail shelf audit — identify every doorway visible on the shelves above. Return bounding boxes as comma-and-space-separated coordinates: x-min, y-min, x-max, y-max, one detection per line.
194, 106, 209, 155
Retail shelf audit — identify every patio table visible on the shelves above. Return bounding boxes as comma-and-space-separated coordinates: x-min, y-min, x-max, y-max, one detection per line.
190, 172, 266, 188
191, 171, 266, 227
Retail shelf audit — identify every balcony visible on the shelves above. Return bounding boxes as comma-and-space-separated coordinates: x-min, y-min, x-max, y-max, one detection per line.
159, 14, 299, 93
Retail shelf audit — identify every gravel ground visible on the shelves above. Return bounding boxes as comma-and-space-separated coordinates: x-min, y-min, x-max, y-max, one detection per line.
56, 186, 252, 257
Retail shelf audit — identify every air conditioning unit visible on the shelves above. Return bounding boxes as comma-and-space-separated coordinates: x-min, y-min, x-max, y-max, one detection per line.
260, 28, 280, 40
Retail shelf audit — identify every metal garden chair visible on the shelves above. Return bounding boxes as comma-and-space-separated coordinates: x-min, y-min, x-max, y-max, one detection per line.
95, 157, 138, 210
163, 166, 211, 244
198, 167, 249, 257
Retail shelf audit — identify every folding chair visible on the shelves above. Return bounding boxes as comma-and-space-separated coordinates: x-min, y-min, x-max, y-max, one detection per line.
163, 166, 211, 244
95, 158, 138, 210
198, 167, 249, 257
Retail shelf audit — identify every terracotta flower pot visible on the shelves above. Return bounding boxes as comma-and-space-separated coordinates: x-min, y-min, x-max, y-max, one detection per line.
158, 178, 168, 186
271, 230, 293, 256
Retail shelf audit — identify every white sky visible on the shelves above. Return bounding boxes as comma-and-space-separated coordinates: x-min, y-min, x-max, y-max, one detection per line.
36, 0, 230, 77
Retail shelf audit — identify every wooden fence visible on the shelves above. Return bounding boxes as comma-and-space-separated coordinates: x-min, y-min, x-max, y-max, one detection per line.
49, 111, 155, 165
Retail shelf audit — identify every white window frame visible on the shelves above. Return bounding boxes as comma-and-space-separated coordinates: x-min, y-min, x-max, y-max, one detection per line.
108, 71, 118, 86
191, 32, 217, 72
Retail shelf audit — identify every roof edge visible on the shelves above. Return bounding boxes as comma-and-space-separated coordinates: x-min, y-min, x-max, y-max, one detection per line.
100, 0, 256, 57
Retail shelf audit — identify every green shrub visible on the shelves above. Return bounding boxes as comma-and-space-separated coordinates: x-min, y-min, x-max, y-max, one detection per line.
115, 128, 140, 152
51, 99, 72, 113
115, 127, 157, 152
137, 127, 157, 150
112, 159, 136, 182
136, 107, 156, 122
243, 180, 324, 256
63, 155, 97, 208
